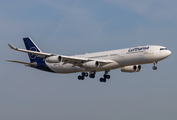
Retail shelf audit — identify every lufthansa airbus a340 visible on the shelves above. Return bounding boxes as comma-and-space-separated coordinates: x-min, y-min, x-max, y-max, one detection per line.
7, 37, 171, 82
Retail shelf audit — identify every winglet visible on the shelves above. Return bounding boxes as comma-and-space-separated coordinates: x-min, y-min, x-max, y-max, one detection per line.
8, 44, 18, 50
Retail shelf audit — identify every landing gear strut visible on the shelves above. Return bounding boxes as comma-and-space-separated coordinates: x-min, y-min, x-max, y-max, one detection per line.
100, 71, 110, 82
152, 62, 158, 70
78, 72, 88, 80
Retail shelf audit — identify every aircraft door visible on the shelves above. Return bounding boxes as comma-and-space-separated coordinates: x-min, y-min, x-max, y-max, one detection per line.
148, 47, 154, 58
118, 50, 126, 66
120, 50, 125, 58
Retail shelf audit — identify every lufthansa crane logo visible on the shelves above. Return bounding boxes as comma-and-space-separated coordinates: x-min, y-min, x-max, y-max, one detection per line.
29, 47, 37, 59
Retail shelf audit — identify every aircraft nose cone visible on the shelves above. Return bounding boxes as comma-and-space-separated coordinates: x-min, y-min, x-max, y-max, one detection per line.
167, 50, 172, 57
163, 50, 171, 58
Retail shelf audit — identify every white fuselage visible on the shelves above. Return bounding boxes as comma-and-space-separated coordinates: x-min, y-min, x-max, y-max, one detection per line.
46, 45, 171, 73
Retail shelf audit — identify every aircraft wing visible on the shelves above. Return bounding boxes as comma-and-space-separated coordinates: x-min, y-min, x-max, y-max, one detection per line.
8, 44, 52, 58
8, 44, 115, 66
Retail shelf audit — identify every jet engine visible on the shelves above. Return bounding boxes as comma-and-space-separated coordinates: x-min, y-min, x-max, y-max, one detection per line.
136, 65, 142, 72
45, 56, 62, 63
82, 61, 100, 68
121, 65, 142, 73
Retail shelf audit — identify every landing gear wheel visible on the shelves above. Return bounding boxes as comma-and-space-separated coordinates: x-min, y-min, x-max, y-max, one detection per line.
100, 78, 106, 82
105, 75, 110, 79
81, 76, 84, 80
152, 66, 157, 70
78, 75, 82, 80
85, 73, 88, 77
103, 74, 110, 79
107, 75, 110, 79
100, 78, 103, 82
82, 72, 85, 76
103, 78, 106, 82
78, 75, 84, 80
89, 74, 95, 78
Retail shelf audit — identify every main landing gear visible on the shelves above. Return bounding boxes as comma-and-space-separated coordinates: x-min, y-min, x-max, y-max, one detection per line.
78, 71, 96, 80
78, 72, 88, 80
89, 71, 96, 78
152, 62, 158, 70
78, 71, 111, 82
100, 71, 110, 83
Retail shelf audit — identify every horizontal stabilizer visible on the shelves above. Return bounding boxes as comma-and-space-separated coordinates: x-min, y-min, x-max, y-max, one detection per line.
6, 60, 37, 66
8, 44, 17, 50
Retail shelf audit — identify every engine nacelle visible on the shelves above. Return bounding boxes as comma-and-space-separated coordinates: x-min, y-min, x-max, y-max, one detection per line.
45, 56, 62, 63
136, 65, 142, 72
121, 65, 142, 73
82, 61, 100, 68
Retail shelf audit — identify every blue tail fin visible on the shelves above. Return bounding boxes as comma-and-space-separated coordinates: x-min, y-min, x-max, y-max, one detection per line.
23, 37, 42, 62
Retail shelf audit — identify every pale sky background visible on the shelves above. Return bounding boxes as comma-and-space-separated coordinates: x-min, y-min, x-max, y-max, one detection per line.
0, 0, 177, 120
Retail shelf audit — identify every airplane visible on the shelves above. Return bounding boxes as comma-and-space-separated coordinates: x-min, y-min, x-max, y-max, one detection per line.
6, 37, 171, 82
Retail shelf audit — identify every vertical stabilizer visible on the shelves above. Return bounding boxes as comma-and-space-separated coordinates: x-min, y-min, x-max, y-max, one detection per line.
23, 37, 42, 62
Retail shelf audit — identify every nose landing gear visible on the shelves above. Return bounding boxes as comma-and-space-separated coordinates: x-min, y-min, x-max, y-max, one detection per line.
152, 62, 158, 70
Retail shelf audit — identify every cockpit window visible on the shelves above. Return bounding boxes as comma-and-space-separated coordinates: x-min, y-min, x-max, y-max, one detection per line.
160, 48, 167, 50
